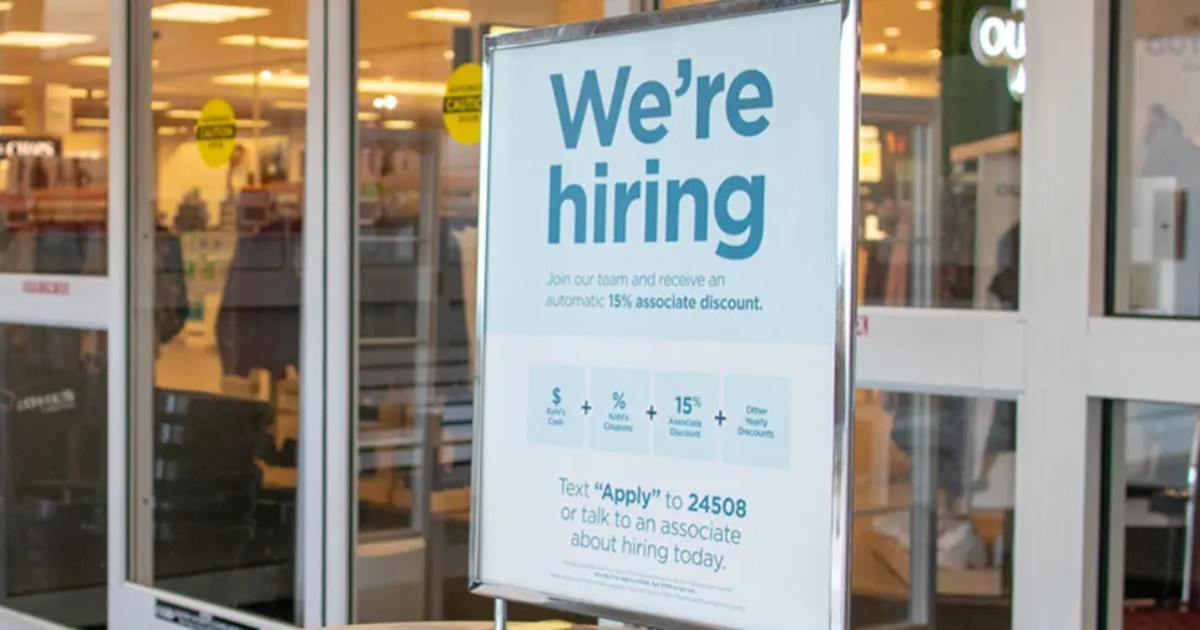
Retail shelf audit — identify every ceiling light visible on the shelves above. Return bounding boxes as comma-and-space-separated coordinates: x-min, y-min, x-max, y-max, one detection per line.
487, 25, 525, 36
358, 111, 381, 121
167, 109, 202, 120
358, 60, 372, 70
930, 49, 943, 60
274, 100, 307, 110
71, 55, 110, 67
152, 100, 171, 111
916, 0, 936, 10
214, 73, 443, 97
0, 3, 13, 11
236, 119, 269, 129
75, 117, 108, 129
443, 50, 455, 61
157, 127, 179, 136
0, 31, 96, 49
213, 72, 309, 90
359, 77, 443, 97
68, 87, 89, 99
383, 120, 416, 130
219, 34, 307, 50
883, 26, 902, 38
92, 89, 107, 99
0, 75, 31, 86
71, 55, 159, 68
408, 7, 471, 24
152, 2, 270, 24
865, 43, 889, 55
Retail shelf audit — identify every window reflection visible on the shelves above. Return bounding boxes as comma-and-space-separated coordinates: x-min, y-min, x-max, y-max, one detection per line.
852, 391, 1015, 630
0, 0, 111, 627
857, 0, 1022, 310
353, 0, 604, 623
134, 0, 309, 623
1111, 401, 1200, 628
1112, 1, 1200, 317
0, 325, 107, 628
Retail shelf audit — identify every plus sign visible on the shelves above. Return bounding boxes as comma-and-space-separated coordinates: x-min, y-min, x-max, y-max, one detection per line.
646, 405, 657, 420
714, 410, 727, 426
581, 400, 592, 415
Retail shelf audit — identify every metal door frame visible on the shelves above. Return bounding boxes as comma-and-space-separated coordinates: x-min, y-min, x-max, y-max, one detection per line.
106, 0, 332, 627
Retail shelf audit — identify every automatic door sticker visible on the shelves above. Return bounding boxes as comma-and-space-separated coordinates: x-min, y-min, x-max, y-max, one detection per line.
196, 98, 238, 167
442, 62, 482, 145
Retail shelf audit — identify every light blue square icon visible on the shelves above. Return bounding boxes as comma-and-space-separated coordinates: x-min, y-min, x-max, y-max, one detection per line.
527, 364, 586, 448
722, 374, 790, 468
653, 372, 719, 461
589, 368, 651, 454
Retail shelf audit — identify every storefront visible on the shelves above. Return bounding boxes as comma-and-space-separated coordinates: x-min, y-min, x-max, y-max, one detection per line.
0, 0, 1183, 628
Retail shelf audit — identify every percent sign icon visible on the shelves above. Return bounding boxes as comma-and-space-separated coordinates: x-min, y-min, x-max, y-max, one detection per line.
612, 392, 627, 410
609, 294, 633, 308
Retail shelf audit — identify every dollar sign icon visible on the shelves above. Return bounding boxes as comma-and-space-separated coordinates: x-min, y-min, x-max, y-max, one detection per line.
552, 387, 562, 406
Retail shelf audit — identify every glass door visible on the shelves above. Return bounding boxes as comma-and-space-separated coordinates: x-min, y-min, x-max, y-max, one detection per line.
0, 0, 113, 627
347, 1, 606, 623
109, 0, 325, 627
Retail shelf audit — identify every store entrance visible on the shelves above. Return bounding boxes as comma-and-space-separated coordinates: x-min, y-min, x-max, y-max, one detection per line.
110, 1, 318, 628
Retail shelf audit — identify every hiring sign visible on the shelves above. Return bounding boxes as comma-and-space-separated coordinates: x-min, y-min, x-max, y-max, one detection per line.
470, 1, 858, 627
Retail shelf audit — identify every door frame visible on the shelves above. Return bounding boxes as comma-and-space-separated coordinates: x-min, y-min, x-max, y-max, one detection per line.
106, 0, 332, 627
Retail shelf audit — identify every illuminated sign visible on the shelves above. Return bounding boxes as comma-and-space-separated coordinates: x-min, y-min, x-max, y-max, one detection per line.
0, 136, 61, 159
971, 0, 1025, 101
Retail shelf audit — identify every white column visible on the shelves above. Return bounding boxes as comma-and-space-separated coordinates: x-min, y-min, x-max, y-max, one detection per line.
321, 0, 355, 623
1014, 0, 1109, 628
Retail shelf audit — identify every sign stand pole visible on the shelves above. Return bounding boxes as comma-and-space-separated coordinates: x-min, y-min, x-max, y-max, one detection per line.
494, 598, 508, 630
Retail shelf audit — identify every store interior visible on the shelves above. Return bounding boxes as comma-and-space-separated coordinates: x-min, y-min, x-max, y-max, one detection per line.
0, 1, 1057, 629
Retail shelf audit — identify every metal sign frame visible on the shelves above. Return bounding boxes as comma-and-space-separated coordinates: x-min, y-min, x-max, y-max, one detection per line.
468, 0, 860, 627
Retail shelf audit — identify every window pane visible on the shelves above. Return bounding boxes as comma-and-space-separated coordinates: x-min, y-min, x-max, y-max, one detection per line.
1111, 1, 1200, 316
0, 0, 109, 276
1109, 401, 1200, 627
853, 391, 1016, 629
1, 325, 106, 628
353, 0, 603, 623
859, 0, 1022, 309
132, 1, 308, 623
665, 0, 1026, 311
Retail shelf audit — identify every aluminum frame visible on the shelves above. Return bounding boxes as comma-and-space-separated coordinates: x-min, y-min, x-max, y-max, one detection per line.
467, 1, 861, 628
107, 0, 331, 626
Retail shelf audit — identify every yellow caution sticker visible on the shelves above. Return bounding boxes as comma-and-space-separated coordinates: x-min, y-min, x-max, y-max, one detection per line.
195, 98, 238, 167
442, 62, 483, 145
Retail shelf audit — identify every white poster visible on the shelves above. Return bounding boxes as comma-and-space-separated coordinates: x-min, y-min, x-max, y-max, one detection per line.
474, 3, 851, 628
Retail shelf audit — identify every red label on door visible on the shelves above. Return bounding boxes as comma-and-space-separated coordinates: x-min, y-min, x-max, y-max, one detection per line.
22, 280, 69, 295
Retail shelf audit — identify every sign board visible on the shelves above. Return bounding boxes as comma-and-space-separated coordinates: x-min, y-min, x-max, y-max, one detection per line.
443, 62, 484, 145
970, 0, 1026, 101
154, 600, 255, 630
196, 98, 238, 167
0, 136, 61, 160
470, 1, 858, 628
